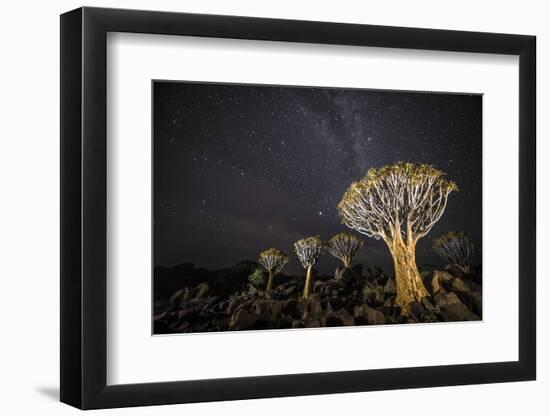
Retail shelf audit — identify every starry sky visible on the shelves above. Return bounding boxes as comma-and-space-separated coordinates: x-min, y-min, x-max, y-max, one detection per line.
153, 81, 482, 275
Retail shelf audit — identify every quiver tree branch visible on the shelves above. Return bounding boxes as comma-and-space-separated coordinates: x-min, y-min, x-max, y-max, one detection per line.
433, 231, 473, 273
326, 232, 364, 269
338, 162, 457, 314
294, 236, 324, 299
258, 248, 289, 291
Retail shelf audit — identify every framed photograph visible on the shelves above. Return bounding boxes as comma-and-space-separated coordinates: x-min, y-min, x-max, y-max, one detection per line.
60, 7, 536, 409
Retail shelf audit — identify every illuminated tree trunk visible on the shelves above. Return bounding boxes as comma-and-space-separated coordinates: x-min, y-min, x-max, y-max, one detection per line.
303, 265, 313, 298
266, 270, 274, 291
343, 257, 351, 269
389, 235, 429, 316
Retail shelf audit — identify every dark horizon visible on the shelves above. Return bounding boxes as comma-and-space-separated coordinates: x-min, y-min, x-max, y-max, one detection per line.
153, 81, 482, 275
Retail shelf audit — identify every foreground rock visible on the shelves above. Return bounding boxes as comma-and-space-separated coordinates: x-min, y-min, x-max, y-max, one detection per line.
154, 262, 482, 334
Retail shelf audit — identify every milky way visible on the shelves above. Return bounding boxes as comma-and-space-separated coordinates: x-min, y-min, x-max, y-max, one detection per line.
154, 82, 482, 274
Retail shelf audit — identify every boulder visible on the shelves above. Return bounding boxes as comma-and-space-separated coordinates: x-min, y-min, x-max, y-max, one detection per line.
333, 308, 355, 326
408, 302, 426, 322
354, 305, 385, 325
283, 285, 298, 296
420, 269, 432, 281
325, 315, 343, 327
384, 278, 397, 295
421, 297, 436, 311
365, 265, 382, 280
458, 291, 483, 317
434, 291, 461, 306
216, 300, 229, 313
169, 320, 191, 332
445, 264, 466, 277
327, 297, 345, 312
252, 300, 272, 321
248, 286, 260, 297
375, 286, 386, 304
252, 299, 284, 322
304, 319, 322, 328
176, 303, 202, 321
200, 296, 219, 312
341, 268, 355, 282
362, 286, 377, 304
229, 309, 259, 330
226, 297, 245, 314
153, 312, 167, 321
439, 303, 479, 322
270, 300, 283, 319
403, 300, 438, 323
302, 296, 323, 319
431, 270, 454, 294
467, 280, 482, 293
434, 291, 479, 321
294, 299, 308, 318
194, 282, 210, 299
451, 277, 471, 293
373, 273, 389, 287
314, 279, 338, 296
365, 306, 386, 325
275, 314, 293, 328
282, 298, 299, 315
168, 288, 189, 308
383, 296, 395, 307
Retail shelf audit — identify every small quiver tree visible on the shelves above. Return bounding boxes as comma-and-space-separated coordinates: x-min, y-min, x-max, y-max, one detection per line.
258, 248, 289, 291
433, 231, 473, 274
294, 236, 324, 299
326, 232, 364, 269
338, 162, 457, 315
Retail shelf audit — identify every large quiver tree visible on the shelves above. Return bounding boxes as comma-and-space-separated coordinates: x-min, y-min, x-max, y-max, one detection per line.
338, 162, 457, 314
326, 232, 364, 269
258, 248, 289, 291
433, 231, 473, 274
294, 236, 324, 299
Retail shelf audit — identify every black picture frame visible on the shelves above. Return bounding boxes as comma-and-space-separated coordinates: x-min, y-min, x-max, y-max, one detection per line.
60, 6, 536, 410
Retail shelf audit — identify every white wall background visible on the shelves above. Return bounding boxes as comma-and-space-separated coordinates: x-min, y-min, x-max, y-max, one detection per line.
0, 0, 545, 415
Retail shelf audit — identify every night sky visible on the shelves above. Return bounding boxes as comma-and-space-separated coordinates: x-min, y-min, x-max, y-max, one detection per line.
153, 81, 482, 275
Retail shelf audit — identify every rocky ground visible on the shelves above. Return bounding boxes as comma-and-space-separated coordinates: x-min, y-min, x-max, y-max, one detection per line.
153, 261, 482, 334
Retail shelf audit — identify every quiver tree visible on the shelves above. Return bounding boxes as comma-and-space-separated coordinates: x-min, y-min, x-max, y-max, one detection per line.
338, 162, 457, 315
433, 231, 473, 274
294, 236, 324, 299
326, 232, 364, 269
258, 248, 289, 291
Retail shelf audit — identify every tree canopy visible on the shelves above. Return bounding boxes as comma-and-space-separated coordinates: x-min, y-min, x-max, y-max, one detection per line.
338, 162, 457, 244
258, 248, 289, 273
433, 231, 473, 272
326, 232, 364, 267
293, 236, 324, 269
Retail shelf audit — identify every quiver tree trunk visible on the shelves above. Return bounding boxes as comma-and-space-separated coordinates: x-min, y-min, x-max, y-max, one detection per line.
343, 257, 351, 269
302, 265, 313, 298
266, 270, 274, 291
389, 235, 429, 316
